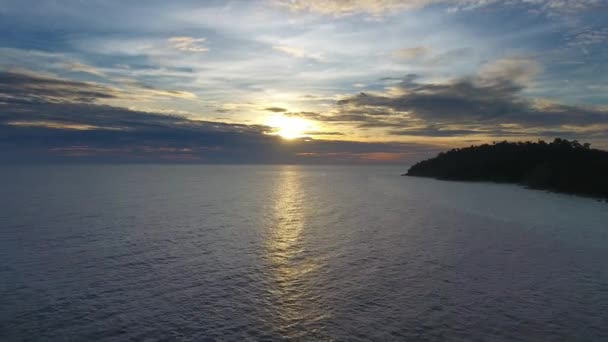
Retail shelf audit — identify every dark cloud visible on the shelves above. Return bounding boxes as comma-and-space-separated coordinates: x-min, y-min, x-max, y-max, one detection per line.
337, 79, 528, 123
286, 111, 398, 125
0, 71, 119, 104
338, 78, 608, 127
388, 127, 533, 137
264, 107, 288, 112
0, 71, 436, 164
303, 131, 344, 136
379, 76, 402, 81
285, 111, 324, 120
325, 63, 608, 138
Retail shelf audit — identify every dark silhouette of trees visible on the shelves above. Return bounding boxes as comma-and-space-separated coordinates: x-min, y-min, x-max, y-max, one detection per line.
405, 138, 608, 199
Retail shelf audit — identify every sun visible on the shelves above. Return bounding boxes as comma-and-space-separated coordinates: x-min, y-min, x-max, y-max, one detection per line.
266, 115, 312, 140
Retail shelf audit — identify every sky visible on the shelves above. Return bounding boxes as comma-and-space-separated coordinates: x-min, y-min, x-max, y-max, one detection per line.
1, 0, 607, 164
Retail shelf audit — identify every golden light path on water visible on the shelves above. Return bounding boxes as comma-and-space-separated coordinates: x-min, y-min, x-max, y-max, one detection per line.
263, 166, 329, 338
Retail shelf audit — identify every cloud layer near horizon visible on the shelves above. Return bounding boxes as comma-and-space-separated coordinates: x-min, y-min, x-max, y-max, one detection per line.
0, 71, 437, 163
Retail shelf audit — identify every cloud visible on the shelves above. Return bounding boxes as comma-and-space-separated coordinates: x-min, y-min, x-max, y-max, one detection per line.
275, 0, 439, 15
5, 120, 124, 131
336, 58, 545, 124
477, 57, 541, 86
275, 0, 604, 16
529, 0, 605, 14
304, 130, 345, 136
264, 107, 289, 112
168, 36, 208, 53
0, 70, 434, 163
273, 45, 323, 60
0, 101, 435, 163
0, 70, 120, 104
566, 27, 608, 47
293, 58, 608, 139
118, 79, 198, 100
392, 46, 430, 59
0, 71, 197, 106
426, 47, 474, 66
60, 62, 107, 77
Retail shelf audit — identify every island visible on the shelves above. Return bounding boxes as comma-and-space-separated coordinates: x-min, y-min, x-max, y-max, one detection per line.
404, 138, 608, 199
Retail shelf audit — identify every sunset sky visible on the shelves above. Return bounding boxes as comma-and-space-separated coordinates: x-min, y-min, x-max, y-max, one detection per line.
1, 0, 607, 163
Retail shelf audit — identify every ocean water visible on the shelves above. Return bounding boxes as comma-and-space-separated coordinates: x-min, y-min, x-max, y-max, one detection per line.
1, 165, 607, 341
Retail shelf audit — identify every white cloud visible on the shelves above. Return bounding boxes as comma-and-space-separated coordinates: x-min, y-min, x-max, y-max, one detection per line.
275, 0, 441, 15
523, 0, 604, 14
273, 45, 324, 60
61, 62, 106, 77
477, 57, 542, 87
168, 36, 208, 53
275, 0, 603, 16
566, 27, 608, 47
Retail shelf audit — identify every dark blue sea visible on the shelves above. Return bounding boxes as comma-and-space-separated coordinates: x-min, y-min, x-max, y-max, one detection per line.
1, 165, 607, 341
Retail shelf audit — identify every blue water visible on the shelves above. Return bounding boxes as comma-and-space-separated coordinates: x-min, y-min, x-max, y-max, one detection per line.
1, 165, 607, 341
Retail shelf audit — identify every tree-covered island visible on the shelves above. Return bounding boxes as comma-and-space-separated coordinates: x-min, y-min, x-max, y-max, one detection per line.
405, 139, 608, 199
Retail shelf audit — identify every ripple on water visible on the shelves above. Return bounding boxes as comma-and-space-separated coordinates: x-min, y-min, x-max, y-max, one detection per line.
1, 165, 607, 341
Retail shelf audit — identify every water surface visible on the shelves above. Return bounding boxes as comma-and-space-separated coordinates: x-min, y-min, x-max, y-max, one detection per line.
1, 165, 607, 341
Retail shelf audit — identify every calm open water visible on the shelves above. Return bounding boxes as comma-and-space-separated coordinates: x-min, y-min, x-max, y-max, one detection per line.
1, 165, 607, 341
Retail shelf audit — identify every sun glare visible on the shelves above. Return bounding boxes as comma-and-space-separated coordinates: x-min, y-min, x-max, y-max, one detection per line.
267, 116, 312, 140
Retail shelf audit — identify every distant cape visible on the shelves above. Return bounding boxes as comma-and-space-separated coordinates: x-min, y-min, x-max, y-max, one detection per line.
404, 139, 608, 199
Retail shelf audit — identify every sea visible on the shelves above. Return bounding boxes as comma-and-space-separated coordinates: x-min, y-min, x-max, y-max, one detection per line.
1, 165, 607, 341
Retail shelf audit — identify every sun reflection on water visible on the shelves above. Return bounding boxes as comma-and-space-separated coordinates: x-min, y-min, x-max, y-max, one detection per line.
263, 166, 329, 338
